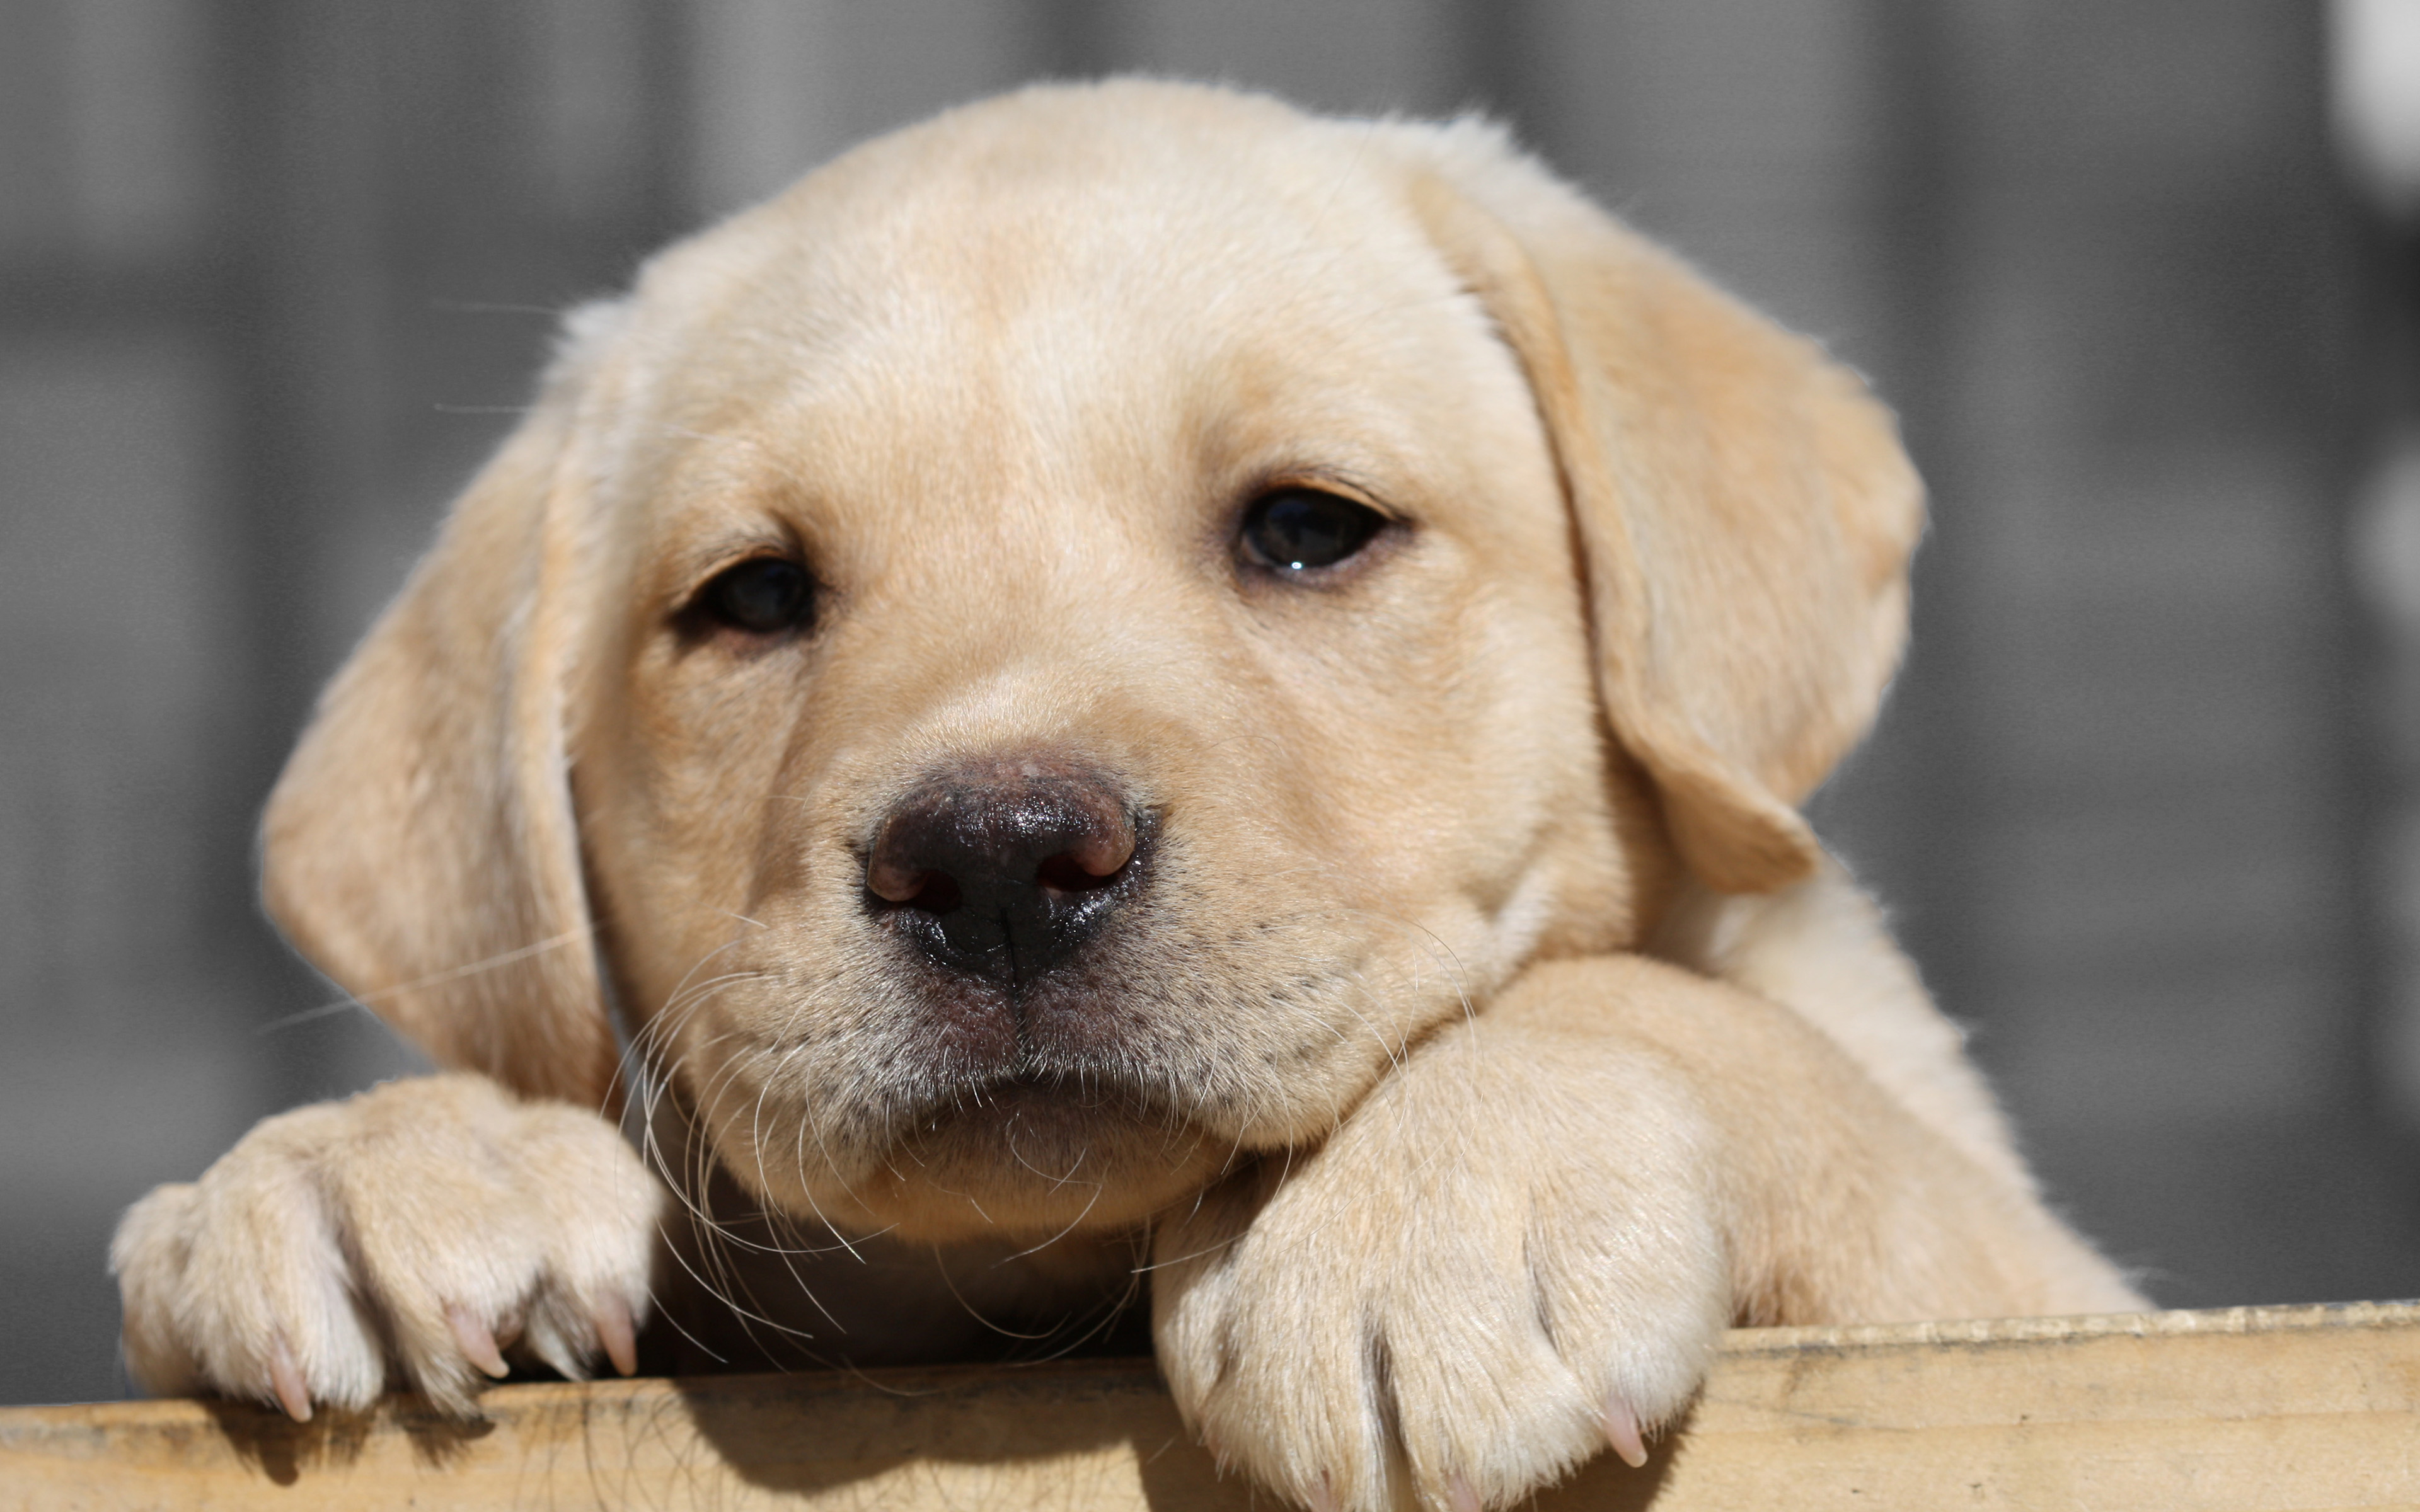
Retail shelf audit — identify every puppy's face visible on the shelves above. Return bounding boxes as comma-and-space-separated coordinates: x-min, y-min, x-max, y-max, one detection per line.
260, 83, 1918, 1249
568, 100, 1647, 1239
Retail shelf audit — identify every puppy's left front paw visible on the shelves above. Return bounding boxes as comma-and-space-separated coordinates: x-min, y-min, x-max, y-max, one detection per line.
1153, 1038, 1728, 1511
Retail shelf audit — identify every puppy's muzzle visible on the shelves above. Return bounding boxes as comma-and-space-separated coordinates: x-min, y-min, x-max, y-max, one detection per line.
865, 758, 1147, 990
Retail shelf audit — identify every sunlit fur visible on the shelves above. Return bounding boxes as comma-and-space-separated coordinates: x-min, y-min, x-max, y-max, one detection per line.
115, 82, 2141, 1512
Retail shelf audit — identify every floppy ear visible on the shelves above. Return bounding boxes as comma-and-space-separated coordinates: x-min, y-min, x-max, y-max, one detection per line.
1400, 130, 1923, 895
260, 306, 626, 1107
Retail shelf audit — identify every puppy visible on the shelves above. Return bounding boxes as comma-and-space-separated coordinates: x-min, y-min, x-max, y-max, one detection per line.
113, 80, 2140, 1511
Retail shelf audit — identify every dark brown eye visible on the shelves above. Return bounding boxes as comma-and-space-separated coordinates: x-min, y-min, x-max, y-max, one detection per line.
699, 557, 813, 635
1240, 488, 1386, 573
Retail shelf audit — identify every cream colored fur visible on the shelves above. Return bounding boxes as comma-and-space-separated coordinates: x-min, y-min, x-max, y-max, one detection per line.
112, 81, 2140, 1512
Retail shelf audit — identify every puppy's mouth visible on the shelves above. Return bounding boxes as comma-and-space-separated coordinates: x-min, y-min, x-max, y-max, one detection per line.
896, 1065, 1184, 1151
863, 1063, 1222, 1234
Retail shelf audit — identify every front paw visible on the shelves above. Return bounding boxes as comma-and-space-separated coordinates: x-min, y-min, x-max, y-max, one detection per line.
111, 1073, 664, 1418
1153, 1038, 1728, 1511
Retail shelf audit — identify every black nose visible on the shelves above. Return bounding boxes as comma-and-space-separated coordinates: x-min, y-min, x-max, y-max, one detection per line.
865, 759, 1144, 988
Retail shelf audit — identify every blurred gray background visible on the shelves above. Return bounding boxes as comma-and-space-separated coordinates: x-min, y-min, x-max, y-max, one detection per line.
8, 1, 2420, 1407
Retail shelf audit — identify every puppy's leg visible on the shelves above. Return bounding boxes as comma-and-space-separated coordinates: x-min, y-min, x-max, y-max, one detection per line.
1153, 954, 2131, 1512
1656, 859, 2148, 1309
112, 1073, 664, 1418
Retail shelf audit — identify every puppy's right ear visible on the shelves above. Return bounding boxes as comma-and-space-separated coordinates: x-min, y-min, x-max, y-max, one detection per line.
260, 305, 628, 1109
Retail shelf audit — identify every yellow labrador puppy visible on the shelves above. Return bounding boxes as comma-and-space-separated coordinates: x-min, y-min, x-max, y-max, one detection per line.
113, 80, 2138, 1511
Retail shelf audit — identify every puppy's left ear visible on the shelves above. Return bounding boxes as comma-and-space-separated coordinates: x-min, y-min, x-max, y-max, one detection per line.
1400, 130, 1923, 895
259, 304, 628, 1108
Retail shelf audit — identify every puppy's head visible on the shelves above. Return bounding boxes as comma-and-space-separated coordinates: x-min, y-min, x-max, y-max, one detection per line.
261, 83, 1919, 1242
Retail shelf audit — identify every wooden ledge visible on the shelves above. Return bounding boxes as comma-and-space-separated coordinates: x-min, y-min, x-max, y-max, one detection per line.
6, 1302, 2416, 1509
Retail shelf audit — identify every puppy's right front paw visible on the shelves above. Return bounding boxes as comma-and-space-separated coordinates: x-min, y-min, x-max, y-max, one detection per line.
111, 1073, 664, 1418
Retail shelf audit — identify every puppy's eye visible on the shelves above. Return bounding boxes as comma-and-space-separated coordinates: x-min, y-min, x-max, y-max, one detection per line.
1239, 486, 1393, 575
1241, 488, 1386, 573
699, 557, 814, 635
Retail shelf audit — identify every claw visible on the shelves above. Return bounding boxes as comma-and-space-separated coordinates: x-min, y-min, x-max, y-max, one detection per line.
448, 1303, 511, 1379
1604, 1395, 1649, 1469
591, 1293, 639, 1378
1446, 1470, 1484, 1512
267, 1336, 313, 1423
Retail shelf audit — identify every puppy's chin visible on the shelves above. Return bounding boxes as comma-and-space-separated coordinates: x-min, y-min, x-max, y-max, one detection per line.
849, 1077, 1230, 1244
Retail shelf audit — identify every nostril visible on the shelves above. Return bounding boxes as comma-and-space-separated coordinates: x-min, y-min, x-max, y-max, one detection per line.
865, 851, 931, 904
867, 865, 964, 914
909, 871, 964, 913
1035, 850, 1123, 895
1056, 821, 1136, 884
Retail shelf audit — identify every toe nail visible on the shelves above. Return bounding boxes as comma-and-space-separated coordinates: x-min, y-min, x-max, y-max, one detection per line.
267, 1337, 313, 1423
447, 1304, 511, 1379
1605, 1395, 1649, 1469
591, 1293, 638, 1378
1446, 1470, 1484, 1512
